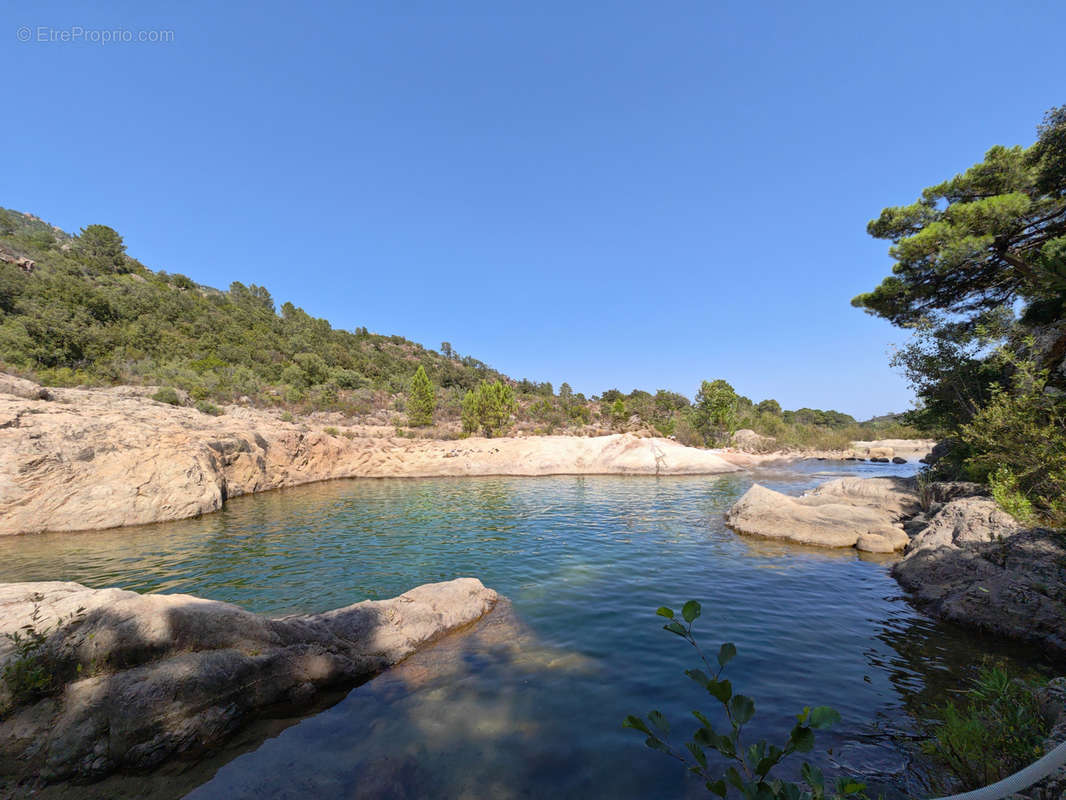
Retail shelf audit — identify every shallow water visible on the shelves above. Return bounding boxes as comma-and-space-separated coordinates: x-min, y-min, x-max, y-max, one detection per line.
0, 461, 1057, 798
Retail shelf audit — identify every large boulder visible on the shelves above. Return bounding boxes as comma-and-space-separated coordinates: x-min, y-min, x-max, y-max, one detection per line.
725, 482, 910, 552
0, 578, 498, 785
894, 529, 1066, 657
904, 496, 1020, 554
805, 476, 921, 519
0, 373, 51, 401
730, 429, 777, 453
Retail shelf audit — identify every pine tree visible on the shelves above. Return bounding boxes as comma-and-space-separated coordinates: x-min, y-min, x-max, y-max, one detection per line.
407, 365, 436, 427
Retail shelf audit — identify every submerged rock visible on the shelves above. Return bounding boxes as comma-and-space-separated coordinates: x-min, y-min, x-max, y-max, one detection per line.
0, 578, 498, 786
725, 478, 915, 552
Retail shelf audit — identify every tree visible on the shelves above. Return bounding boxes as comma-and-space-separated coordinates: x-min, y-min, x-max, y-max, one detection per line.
755, 398, 782, 416
853, 105, 1066, 346
461, 380, 516, 437
440, 341, 454, 359
609, 397, 627, 427
693, 379, 739, 444
558, 382, 573, 411
77, 225, 127, 273
407, 365, 436, 427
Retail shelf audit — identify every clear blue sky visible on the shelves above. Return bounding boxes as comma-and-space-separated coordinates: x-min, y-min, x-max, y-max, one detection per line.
4, 1, 1064, 418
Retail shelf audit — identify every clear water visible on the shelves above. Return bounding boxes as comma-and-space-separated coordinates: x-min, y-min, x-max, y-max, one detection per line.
0, 461, 1056, 799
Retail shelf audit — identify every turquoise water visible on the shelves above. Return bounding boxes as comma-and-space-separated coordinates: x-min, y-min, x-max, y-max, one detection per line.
0, 462, 1055, 798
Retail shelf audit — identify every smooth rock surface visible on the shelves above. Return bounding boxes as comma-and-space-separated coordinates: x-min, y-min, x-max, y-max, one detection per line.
0, 578, 498, 785
903, 496, 1020, 555
0, 374, 739, 535
725, 479, 913, 552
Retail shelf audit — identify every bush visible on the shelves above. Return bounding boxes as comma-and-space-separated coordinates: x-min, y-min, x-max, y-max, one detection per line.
195, 399, 222, 416
625, 601, 867, 799
989, 468, 1036, 524
922, 663, 1048, 792
152, 386, 181, 405
2, 599, 85, 710
461, 380, 517, 437
323, 426, 340, 436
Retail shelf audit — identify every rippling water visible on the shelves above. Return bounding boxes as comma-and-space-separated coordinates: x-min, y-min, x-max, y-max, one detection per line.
0, 461, 1056, 799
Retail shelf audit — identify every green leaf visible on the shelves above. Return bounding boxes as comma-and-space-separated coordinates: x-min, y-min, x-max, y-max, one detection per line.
623, 715, 651, 735
717, 642, 737, 668
692, 710, 713, 729
706, 780, 728, 797
706, 678, 733, 703
807, 706, 840, 730
836, 778, 867, 796
685, 741, 708, 768
788, 724, 815, 753
644, 736, 666, 752
647, 710, 670, 735
663, 621, 688, 637
725, 766, 745, 790
801, 761, 824, 790
686, 668, 711, 688
729, 694, 755, 725
682, 600, 701, 623
656, 606, 675, 619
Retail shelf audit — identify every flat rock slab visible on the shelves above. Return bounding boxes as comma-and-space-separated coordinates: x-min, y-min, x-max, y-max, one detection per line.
725, 478, 916, 552
0, 578, 498, 786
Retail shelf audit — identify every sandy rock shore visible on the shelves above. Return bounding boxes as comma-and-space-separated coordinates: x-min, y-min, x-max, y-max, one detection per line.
0, 578, 498, 786
0, 376, 740, 536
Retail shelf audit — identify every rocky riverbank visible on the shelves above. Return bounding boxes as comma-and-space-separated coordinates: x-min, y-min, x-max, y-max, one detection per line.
0, 374, 740, 536
726, 475, 1066, 658
0, 578, 498, 789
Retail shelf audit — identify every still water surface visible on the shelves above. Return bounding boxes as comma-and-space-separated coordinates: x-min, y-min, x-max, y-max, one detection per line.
0, 461, 1054, 798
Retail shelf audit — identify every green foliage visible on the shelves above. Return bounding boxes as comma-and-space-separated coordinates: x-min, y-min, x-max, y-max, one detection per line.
626, 602, 866, 799
323, 426, 340, 436
461, 380, 517, 437
853, 106, 1066, 328
610, 397, 627, 426
407, 365, 436, 427
152, 386, 182, 405
76, 224, 128, 273
694, 380, 739, 445
195, 399, 222, 416
959, 348, 1066, 523
2, 599, 85, 710
922, 664, 1048, 792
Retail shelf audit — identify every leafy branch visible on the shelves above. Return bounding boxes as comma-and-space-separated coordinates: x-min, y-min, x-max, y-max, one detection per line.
624, 601, 868, 800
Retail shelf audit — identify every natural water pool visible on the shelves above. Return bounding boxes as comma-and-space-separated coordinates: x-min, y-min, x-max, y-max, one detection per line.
0, 461, 1056, 798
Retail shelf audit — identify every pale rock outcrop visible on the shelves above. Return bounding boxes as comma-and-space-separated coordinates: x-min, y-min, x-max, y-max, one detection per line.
0, 374, 739, 535
730, 429, 777, 453
903, 496, 1021, 555
0, 578, 498, 785
852, 438, 937, 461
725, 479, 913, 553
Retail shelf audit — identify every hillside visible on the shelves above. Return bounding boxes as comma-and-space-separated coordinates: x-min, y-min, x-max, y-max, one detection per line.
0, 207, 919, 445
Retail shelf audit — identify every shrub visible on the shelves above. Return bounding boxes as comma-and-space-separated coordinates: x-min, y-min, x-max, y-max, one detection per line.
323, 426, 340, 436
195, 399, 222, 416
625, 601, 867, 799
922, 663, 1048, 791
2, 599, 85, 710
280, 411, 295, 423
152, 386, 181, 406
461, 380, 517, 437
989, 468, 1036, 524
407, 365, 436, 427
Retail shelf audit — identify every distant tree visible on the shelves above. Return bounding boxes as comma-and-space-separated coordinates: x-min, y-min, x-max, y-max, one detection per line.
693, 379, 739, 444
0, 210, 15, 236
559, 382, 573, 410
407, 365, 436, 426
610, 397, 627, 427
755, 399, 782, 416
461, 380, 517, 437
77, 224, 127, 272
601, 388, 624, 404
441, 341, 454, 359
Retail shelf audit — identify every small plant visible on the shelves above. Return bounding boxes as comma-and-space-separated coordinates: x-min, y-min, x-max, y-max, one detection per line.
152, 386, 181, 405
195, 399, 222, 416
922, 663, 1048, 791
988, 467, 1035, 524
323, 426, 340, 436
280, 411, 295, 423
2, 599, 84, 709
625, 601, 867, 799
406, 365, 436, 427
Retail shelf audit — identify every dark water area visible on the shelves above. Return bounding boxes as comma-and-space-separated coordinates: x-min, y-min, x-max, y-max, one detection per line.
1, 461, 1056, 799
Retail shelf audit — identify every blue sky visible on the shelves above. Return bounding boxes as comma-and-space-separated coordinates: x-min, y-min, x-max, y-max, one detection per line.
3, 1, 1064, 418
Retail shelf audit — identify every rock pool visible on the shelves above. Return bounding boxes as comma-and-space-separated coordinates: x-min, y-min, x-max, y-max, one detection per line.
0, 461, 1055, 798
